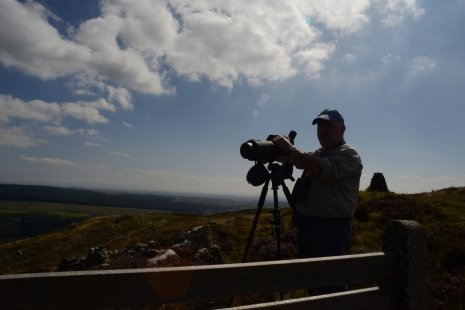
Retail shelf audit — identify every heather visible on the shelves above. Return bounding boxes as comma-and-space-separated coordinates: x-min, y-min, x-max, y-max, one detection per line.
1, 187, 464, 309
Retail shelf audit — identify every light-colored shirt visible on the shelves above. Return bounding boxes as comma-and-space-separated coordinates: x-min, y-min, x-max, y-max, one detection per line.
295, 143, 362, 218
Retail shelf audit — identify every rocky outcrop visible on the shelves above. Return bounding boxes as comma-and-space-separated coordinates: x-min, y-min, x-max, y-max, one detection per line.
367, 172, 389, 192
57, 245, 110, 271
172, 225, 224, 265
56, 225, 223, 271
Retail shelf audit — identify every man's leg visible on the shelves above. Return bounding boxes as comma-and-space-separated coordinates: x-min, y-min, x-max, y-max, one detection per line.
295, 214, 352, 295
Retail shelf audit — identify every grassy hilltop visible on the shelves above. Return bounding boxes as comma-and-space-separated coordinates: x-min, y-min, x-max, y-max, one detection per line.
0, 187, 464, 308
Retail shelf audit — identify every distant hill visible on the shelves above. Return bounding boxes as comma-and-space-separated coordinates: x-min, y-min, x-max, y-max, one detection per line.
0, 184, 256, 215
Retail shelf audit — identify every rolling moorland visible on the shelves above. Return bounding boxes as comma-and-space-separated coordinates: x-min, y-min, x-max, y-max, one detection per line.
0, 184, 464, 309
0, 184, 256, 243
0, 184, 254, 215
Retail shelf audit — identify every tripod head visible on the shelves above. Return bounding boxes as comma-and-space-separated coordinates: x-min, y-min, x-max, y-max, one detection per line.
246, 159, 295, 187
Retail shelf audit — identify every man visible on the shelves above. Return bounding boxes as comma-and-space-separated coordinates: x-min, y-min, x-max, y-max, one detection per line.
273, 109, 362, 261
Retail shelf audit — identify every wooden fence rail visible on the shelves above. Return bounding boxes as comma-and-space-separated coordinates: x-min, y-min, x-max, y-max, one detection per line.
0, 220, 427, 309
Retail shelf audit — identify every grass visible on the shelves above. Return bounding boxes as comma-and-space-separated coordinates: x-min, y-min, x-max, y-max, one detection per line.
0, 201, 159, 244
0, 204, 290, 274
0, 201, 155, 217
0, 188, 464, 308
355, 189, 465, 309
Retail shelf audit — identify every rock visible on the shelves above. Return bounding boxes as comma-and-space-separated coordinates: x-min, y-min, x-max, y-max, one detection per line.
146, 248, 157, 258
171, 241, 194, 257
195, 245, 224, 265
56, 257, 87, 271
56, 225, 224, 271
176, 225, 213, 252
367, 172, 389, 192
147, 249, 179, 267
148, 240, 159, 249
87, 246, 109, 266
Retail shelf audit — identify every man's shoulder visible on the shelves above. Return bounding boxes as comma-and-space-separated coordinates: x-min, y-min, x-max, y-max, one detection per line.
314, 143, 360, 157
340, 143, 359, 152
339, 143, 361, 158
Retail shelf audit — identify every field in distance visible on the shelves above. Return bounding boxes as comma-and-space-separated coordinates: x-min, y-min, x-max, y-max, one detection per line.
0, 183, 259, 243
0, 201, 158, 243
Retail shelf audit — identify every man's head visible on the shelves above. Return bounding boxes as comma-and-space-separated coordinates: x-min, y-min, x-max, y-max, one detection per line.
312, 109, 346, 149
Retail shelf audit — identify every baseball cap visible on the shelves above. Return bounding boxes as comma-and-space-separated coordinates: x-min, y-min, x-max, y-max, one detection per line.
312, 109, 345, 125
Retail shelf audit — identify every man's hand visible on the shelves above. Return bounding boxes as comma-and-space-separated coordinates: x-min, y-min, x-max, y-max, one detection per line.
271, 136, 294, 153
271, 136, 296, 164
271, 136, 320, 176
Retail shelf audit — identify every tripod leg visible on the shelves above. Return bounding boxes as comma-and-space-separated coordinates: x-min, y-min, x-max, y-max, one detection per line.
271, 185, 282, 260
271, 176, 285, 301
241, 178, 269, 263
281, 181, 295, 211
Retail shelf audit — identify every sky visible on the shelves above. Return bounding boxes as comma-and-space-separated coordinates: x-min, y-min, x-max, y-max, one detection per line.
1, 0, 465, 197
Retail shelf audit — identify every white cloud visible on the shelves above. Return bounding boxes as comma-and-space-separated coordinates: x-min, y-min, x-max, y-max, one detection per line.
381, 53, 401, 65
61, 102, 109, 124
294, 43, 336, 79
0, 0, 427, 156
257, 93, 270, 108
409, 56, 437, 75
376, 0, 425, 26
0, 95, 61, 123
110, 150, 131, 158
344, 53, 357, 63
166, 3, 299, 88
43, 125, 72, 136
300, 0, 371, 33
69, 75, 134, 110
0, 126, 47, 148
107, 86, 134, 110
20, 155, 77, 166
0, 94, 109, 147
0, 94, 112, 125
0, 0, 91, 80
43, 125, 100, 137
74, 128, 100, 136
1, 0, 424, 95
84, 142, 101, 147
122, 121, 134, 128
0, 0, 172, 96
19, 155, 108, 171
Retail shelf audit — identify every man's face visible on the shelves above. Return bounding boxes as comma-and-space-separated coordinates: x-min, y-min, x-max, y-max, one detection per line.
316, 120, 345, 149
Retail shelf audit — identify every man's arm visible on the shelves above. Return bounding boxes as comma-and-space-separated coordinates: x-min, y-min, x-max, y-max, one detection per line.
273, 137, 321, 176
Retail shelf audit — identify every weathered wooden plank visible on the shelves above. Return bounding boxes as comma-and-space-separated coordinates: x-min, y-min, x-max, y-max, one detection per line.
0, 252, 398, 309
222, 287, 399, 310
0, 220, 428, 309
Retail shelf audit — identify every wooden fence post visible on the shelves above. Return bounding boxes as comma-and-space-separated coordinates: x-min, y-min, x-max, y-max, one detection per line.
383, 220, 428, 310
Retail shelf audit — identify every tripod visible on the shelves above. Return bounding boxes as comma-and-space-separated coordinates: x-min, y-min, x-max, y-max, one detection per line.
241, 162, 295, 263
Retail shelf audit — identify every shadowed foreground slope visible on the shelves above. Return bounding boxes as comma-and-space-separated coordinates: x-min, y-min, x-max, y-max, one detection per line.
0, 187, 464, 308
